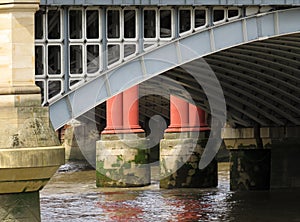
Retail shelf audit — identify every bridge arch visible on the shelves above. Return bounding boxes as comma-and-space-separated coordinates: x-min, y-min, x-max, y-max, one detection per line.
50, 7, 300, 130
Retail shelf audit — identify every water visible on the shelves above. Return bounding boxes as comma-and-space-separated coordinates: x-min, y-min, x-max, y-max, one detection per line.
40, 162, 300, 221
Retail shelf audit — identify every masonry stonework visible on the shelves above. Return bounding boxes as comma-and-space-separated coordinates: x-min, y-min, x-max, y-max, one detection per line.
160, 132, 217, 188
0, 1, 64, 221
96, 133, 150, 187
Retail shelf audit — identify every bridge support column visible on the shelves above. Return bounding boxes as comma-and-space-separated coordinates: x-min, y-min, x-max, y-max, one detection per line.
160, 96, 217, 188
262, 127, 300, 189
96, 86, 150, 187
222, 127, 271, 191
62, 120, 99, 164
223, 126, 300, 190
0, 1, 64, 221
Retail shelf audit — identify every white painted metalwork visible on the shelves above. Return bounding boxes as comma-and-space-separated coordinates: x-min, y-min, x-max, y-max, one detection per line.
47, 7, 300, 129
40, 0, 300, 6
179, 7, 209, 36
36, 5, 246, 105
193, 7, 208, 31
212, 7, 226, 25
35, 8, 64, 104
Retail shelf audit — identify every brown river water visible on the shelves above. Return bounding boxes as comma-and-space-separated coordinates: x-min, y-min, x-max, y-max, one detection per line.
40, 162, 300, 222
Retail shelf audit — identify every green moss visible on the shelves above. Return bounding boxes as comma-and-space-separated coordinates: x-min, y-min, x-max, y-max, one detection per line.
96, 171, 113, 187
134, 149, 149, 164
160, 176, 171, 189
96, 160, 104, 172
123, 162, 131, 169
118, 167, 124, 175
111, 163, 121, 167
184, 162, 193, 168
117, 155, 123, 161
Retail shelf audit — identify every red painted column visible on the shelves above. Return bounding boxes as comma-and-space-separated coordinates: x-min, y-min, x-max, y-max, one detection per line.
102, 85, 143, 134
189, 103, 210, 131
122, 85, 144, 133
102, 93, 123, 134
165, 95, 189, 132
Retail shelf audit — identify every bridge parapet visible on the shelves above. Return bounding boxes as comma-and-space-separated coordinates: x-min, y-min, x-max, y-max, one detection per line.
40, 0, 300, 6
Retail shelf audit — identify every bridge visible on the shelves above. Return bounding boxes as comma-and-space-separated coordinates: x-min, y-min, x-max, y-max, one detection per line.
34, 3, 300, 128
42, 1, 300, 189
1, 0, 300, 221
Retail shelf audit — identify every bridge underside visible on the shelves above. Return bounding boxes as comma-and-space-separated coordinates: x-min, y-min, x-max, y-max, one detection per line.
51, 9, 300, 191
77, 32, 300, 130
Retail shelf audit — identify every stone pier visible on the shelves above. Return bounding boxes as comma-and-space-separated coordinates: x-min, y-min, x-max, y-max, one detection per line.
264, 127, 300, 189
96, 133, 150, 187
160, 131, 218, 188
96, 86, 150, 187
0, 0, 64, 221
160, 96, 217, 188
222, 127, 271, 191
62, 121, 99, 164
223, 126, 300, 190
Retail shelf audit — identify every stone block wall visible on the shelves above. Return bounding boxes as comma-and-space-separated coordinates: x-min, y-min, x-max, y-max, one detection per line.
160, 132, 217, 188
96, 133, 150, 187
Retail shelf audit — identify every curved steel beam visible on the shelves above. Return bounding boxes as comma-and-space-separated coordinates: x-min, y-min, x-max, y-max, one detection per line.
165, 68, 270, 125
239, 44, 300, 68
147, 70, 260, 127
209, 53, 300, 94
216, 68, 299, 124
50, 8, 300, 130
206, 54, 300, 107
222, 51, 300, 85
208, 62, 300, 116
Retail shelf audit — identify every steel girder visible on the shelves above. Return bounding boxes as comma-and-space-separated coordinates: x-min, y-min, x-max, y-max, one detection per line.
40, 0, 300, 6
50, 7, 300, 129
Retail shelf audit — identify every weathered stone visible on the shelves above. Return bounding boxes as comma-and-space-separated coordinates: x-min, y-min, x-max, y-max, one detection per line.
0, 192, 40, 222
63, 122, 99, 163
0, 146, 64, 193
223, 127, 271, 191
222, 127, 268, 149
270, 137, 300, 189
163, 132, 189, 139
160, 133, 217, 188
96, 134, 150, 187
63, 124, 85, 161
0, 1, 64, 221
0, 106, 60, 149
224, 126, 300, 190
229, 149, 271, 191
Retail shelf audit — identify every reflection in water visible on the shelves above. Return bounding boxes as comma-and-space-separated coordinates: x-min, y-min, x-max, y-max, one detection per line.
40, 163, 300, 221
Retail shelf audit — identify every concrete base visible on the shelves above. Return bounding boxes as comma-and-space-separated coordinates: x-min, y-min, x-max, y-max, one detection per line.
160, 132, 217, 188
0, 192, 40, 222
229, 149, 271, 191
96, 133, 150, 187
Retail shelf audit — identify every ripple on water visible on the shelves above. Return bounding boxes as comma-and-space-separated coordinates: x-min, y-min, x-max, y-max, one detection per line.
41, 162, 300, 222
41, 162, 233, 221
